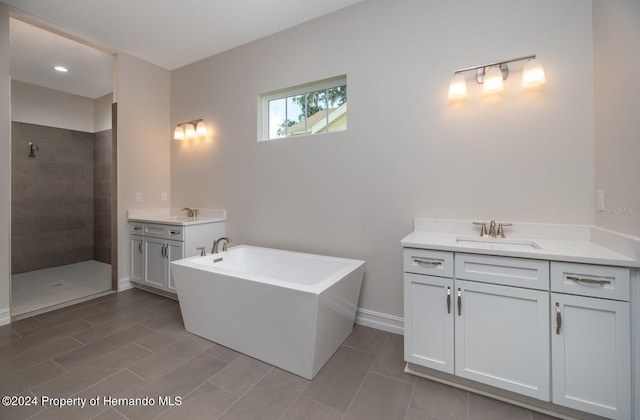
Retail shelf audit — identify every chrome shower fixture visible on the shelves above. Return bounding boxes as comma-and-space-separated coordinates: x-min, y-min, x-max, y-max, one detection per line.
28, 142, 39, 158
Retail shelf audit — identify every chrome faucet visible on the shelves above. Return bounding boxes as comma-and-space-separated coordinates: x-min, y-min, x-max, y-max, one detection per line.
488, 220, 497, 237
497, 222, 512, 238
212, 237, 232, 254
182, 207, 198, 218
473, 220, 512, 238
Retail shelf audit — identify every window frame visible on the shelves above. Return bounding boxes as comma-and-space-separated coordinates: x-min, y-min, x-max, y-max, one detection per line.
258, 75, 347, 141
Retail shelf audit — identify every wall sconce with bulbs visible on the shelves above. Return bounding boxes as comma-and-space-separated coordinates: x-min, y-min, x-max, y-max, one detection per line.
173, 119, 207, 140
448, 54, 545, 100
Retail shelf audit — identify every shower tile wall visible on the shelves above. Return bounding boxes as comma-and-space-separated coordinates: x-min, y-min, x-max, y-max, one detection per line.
11, 122, 97, 274
94, 129, 112, 264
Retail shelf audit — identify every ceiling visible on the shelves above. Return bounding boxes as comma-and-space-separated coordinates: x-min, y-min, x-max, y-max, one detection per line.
5, 0, 364, 98
10, 18, 114, 99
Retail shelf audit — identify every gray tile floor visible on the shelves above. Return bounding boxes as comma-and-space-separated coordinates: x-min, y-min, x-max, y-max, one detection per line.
0, 288, 561, 420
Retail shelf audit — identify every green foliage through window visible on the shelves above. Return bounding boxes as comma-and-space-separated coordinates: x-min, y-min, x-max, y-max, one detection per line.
260, 76, 347, 140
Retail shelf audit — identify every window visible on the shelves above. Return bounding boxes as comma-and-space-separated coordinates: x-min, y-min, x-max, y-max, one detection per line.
259, 76, 347, 141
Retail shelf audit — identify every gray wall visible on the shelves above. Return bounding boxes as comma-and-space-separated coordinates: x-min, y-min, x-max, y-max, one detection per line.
11, 122, 95, 273
170, 0, 595, 319
594, 0, 640, 237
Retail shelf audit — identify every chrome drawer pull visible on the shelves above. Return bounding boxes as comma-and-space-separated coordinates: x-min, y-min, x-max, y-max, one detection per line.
566, 275, 611, 286
555, 302, 561, 334
170, 230, 181, 235
413, 257, 443, 267
132, 226, 142, 231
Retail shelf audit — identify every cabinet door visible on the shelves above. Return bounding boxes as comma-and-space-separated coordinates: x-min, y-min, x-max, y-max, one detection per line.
166, 240, 184, 292
551, 293, 631, 419
404, 273, 454, 373
130, 235, 144, 283
144, 237, 167, 289
455, 280, 550, 400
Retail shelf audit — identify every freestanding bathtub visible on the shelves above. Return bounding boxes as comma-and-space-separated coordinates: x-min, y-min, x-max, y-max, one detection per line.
171, 245, 365, 379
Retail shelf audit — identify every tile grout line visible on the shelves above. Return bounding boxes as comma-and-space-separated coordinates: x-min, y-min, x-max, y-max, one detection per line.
213, 366, 275, 420
124, 367, 152, 384
403, 376, 418, 420
50, 357, 69, 373
339, 370, 371, 420
338, 331, 389, 420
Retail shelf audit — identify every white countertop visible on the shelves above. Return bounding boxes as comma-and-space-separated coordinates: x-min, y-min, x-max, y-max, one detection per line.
128, 208, 226, 226
401, 219, 640, 268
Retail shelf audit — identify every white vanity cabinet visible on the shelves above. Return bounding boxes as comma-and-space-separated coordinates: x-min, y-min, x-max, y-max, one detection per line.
404, 246, 635, 418
403, 249, 454, 373
130, 232, 144, 283
402, 219, 639, 419
404, 250, 550, 400
550, 262, 631, 419
129, 221, 224, 294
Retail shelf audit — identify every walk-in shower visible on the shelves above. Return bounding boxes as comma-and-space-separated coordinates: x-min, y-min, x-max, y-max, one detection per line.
10, 115, 114, 316
9, 17, 116, 317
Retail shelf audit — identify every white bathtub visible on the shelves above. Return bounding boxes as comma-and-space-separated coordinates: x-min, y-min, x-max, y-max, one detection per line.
171, 245, 365, 379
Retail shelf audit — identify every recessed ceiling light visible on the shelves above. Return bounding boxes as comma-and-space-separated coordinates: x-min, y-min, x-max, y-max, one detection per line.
54, 66, 68, 73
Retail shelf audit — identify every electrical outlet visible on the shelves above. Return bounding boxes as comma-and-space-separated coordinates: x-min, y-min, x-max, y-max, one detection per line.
161, 192, 168, 201
596, 190, 605, 212
135, 192, 142, 203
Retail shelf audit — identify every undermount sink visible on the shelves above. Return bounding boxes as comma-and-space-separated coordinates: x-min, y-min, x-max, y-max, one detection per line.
456, 235, 541, 250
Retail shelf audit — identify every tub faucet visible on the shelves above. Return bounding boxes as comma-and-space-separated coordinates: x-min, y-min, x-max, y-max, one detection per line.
212, 237, 232, 254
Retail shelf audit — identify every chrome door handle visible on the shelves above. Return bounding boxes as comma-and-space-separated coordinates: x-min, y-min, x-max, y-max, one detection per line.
446, 287, 451, 314
138, 242, 142, 253
555, 302, 562, 335
457, 288, 462, 316
566, 275, 611, 286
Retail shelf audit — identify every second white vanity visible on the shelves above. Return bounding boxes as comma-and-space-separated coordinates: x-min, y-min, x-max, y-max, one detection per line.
128, 208, 226, 295
402, 219, 640, 420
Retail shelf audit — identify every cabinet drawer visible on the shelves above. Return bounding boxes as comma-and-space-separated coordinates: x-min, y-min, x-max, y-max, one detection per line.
403, 248, 453, 278
144, 223, 184, 241
130, 222, 144, 234
455, 253, 549, 290
551, 262, 630, 301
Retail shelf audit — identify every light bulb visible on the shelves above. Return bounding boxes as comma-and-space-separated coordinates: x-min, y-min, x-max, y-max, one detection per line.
196, 121, 207, 137
483, 66, 504, 94
173, 125, 185, 140
185, 123, 196, 139
448, 73, 467, 100
522, 58, 545, 88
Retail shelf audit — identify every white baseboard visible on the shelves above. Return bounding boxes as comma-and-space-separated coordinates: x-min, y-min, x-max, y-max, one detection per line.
118, 277, 133, 292
0, 307, 11, 326
355, 308, 404, 335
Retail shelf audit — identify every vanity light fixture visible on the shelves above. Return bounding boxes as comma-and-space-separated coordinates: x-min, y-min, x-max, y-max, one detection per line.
173, 119, 207, 140
448, 54, 545, 99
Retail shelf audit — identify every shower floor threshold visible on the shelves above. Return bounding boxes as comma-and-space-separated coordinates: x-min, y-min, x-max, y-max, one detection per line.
11, 290, 115, 321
